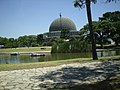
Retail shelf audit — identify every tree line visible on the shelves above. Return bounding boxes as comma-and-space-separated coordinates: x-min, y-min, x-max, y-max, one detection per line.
0, 35, 43, 48
0, 11, 120, 49
80, 11, 120, 48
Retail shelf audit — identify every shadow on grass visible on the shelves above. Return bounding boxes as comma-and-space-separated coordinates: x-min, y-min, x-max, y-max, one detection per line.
31, 60, 120, 90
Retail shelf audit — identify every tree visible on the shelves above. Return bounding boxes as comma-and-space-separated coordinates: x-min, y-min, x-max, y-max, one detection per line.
73, 0, 119, 60
74, 0, 98, 60
28, 35, 37, 47
37, 34, 44, 46
18, 36, 29, 47
110, 21, 120, 46
0, 37, 8, 47
51, 37, 91, 53
18, 35, 37, 47
99, 11, 120, 46
79, 21, 98, 43
60, 29, 70, 39
96, 20, 114, 48
106, 0, 119, 2
80, 21, 113, 48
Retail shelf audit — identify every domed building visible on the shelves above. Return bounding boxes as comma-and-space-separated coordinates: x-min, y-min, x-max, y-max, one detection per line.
43, 15, 79, 38
49, 17, 76, 32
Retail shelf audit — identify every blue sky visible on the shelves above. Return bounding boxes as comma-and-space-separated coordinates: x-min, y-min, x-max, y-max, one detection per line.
0, 0, 120, 38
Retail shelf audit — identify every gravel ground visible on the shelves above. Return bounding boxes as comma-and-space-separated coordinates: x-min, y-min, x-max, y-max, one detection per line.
0, 60, 120, 90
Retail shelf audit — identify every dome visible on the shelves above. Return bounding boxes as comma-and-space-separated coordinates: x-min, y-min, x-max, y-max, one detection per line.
49, 17, 76, 32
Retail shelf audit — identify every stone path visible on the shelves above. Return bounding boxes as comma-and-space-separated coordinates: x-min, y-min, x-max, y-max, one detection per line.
0, 60, 120, 90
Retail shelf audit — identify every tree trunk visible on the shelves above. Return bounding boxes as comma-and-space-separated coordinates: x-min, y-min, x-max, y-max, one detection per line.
100, 33, 103, 49
86, 0, 98, 60
115, 40, 118, 47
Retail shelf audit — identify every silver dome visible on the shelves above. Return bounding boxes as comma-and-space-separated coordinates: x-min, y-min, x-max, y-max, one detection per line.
49, 17, 76, 32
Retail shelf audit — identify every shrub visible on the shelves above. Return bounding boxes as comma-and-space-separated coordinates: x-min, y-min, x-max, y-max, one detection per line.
51, 38, 91, 53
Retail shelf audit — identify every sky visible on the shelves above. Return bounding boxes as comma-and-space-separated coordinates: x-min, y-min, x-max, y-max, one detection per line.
0, 0, 120, 38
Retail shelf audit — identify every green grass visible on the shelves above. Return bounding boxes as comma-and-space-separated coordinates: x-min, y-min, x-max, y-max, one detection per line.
0, 46, 51, 53
0, 55, 120, 71
0, 58, 91, 71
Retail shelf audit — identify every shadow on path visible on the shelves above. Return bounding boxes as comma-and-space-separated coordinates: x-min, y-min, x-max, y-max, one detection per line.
31, 60, 120, 90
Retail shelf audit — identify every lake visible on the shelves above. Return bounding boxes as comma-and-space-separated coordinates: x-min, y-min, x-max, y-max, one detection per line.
0, 50, 120, 64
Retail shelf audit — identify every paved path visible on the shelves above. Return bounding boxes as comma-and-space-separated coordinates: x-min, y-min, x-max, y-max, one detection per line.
0, 60, 120, 90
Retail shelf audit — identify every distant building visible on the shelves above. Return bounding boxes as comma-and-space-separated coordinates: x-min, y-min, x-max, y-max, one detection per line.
43, 14, 79, 39
0, 44, 4, 48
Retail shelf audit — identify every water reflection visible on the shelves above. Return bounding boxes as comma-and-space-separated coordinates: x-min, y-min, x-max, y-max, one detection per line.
0, 50, 120, 64
97, 50, 120, 57
10, 55, 20, 64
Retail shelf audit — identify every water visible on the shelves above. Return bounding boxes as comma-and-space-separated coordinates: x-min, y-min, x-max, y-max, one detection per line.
0, 50, 120, 64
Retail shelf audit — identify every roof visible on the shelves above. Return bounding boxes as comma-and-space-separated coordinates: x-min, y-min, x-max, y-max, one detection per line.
49, 17, 76, 32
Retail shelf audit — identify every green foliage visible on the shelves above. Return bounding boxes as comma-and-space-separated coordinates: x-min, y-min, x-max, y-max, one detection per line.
106, 0, 120, 3
0, 37, 8, 47
58, 41, 70, 53
99, 11, 120, 22
18, 35, 37, 47
73, 0, 97, 9
60, 29, 70, 39
109, 21, 120, 46
0, 35, 38, 48
37, 34, 44, 46
51, 42, 58, 53
99, 11, 120, 46
80, 11, 120, 48
52, 37, 64, 44
70, 39, 91, 53
96, 20, 113, 47
0, 37, 18, 48
51, 37, 91, 53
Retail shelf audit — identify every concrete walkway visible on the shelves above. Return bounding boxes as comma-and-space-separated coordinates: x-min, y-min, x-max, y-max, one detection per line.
0, 60, 120, 90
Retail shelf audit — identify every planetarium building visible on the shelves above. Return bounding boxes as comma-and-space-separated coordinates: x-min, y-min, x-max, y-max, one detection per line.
43, 16, 79, 38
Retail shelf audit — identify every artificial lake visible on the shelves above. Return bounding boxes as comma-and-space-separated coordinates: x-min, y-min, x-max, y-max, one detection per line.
0, 50, 120, 64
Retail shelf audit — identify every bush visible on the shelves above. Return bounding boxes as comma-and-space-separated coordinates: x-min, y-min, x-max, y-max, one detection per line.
51, 38, 91, 53
58, 41, 70, 53
51, 42, 58, 53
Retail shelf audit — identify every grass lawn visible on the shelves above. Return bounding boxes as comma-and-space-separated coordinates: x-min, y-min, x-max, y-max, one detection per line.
0, 46, 51, 53
0, 55, 120, 71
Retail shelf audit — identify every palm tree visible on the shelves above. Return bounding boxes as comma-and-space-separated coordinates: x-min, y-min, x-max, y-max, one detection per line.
73, 0, 119, 60
74, 0, 98, 60
106, 0, 119, 3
